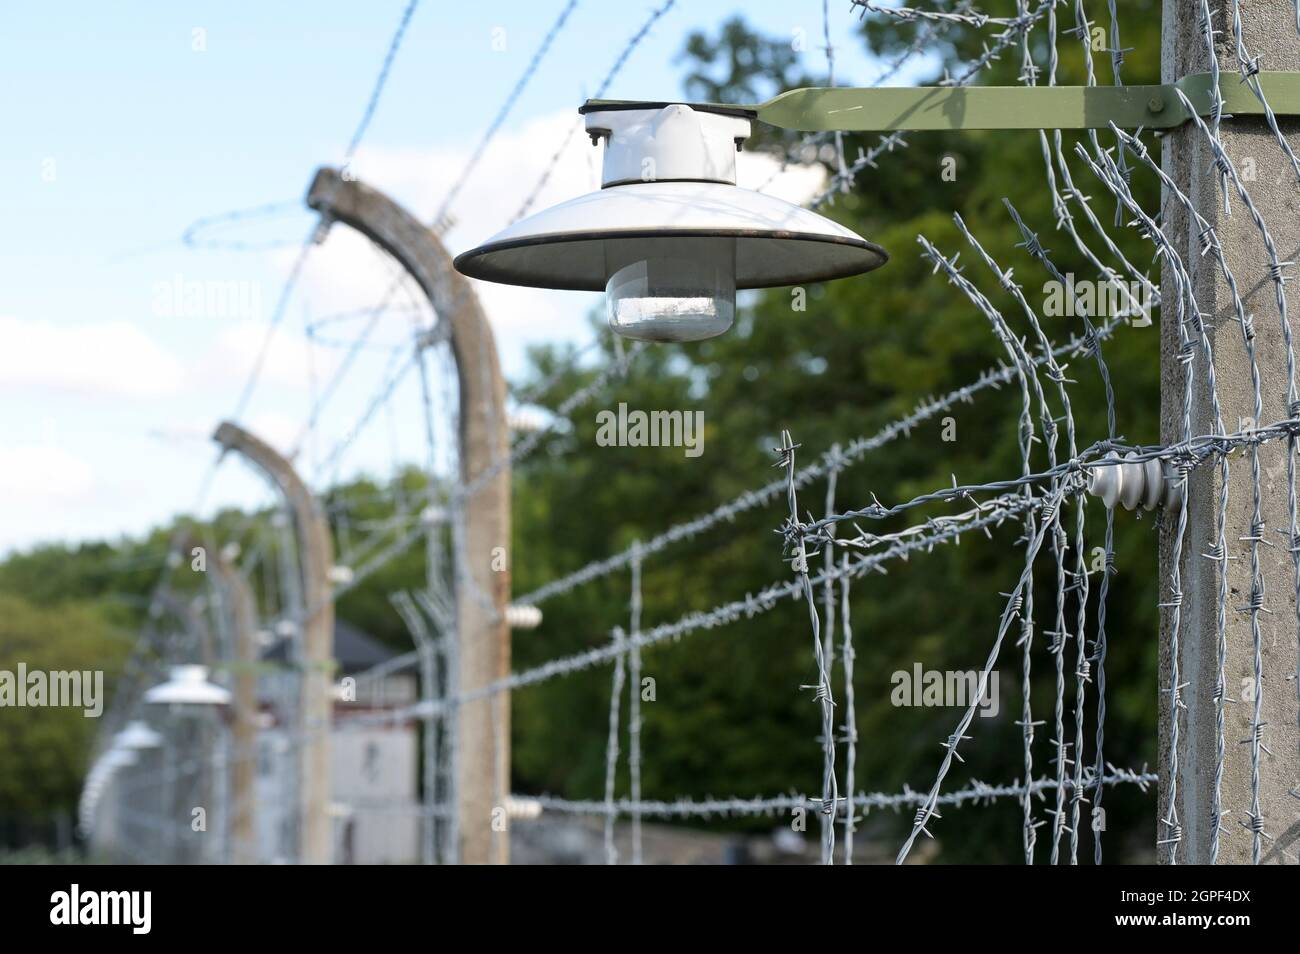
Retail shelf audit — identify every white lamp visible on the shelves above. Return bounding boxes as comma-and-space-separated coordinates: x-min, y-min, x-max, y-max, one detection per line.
93, 749, 138, 774
115, 720, 164, 750
454, 103, 886, 343
143, 665, 231, 707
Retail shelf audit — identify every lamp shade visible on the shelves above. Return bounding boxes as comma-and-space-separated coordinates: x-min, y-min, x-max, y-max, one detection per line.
453, 179, 886, 292
115, 720, 164, 750
143, 665, 231, 707
95, 749, 138, 773
454, 103, 886, 342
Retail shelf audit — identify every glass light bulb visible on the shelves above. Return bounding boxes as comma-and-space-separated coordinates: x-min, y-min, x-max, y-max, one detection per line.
605, 238, 735, 342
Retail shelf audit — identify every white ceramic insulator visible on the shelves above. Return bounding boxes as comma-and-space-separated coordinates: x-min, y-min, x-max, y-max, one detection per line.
506, 604, 543, 630
1140, 457, 1163, 511
1086, 454, 1181, 512
586, 104, 752, 186
508, 409, 547, 434
505, 796, 543, 820
1119, 452, 1144, 510
1088, 453, 1125, 509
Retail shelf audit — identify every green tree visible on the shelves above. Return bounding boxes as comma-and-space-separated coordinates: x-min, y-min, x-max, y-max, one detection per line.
0, 595, 130, 818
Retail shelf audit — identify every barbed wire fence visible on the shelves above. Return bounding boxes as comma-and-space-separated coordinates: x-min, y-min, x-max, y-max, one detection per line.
79, 0, 1300, 865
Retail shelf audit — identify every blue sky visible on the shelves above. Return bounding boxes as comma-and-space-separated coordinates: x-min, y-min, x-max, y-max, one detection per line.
0, 2, 910, 552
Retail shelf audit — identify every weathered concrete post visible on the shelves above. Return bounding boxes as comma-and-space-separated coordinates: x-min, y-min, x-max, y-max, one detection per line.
1160, 0, 1300, 863
206, 541, 261, 864
213, 421, 335, 865
307, 168, 511, 864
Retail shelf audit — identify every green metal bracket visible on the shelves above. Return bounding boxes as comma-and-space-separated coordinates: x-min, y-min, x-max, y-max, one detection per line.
582, 71, 1300, 132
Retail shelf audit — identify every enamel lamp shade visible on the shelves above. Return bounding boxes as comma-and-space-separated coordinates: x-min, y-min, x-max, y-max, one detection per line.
143, 665, 231, 707
93, 749, 138, 774
453, 103, 886, 342
115, 720, 164, 750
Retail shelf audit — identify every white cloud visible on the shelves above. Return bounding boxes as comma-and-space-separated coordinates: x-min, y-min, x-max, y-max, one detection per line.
193, 319, 342, 392
0, 445, 95, 503
0, 316, 185, 398
338, 110, 598, 244
738, 150, 827, 202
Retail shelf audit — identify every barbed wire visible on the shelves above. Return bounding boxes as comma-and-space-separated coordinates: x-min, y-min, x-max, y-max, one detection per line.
179, 0, 421, 251
347, 489, 1051, 729
853, 2, 1025, 29
429, 0, 579, 230
339, 0, 422, 172
812, 0, 1057, 209
181, 199, 306, 252
779, 430, 839, 864
511, 0, 677, 222
918, 224, 1050, 862
524, 765, 1158, 819
894, 479, 1067, 862
96, 757, 1157, 836
514, 316, 1124, 608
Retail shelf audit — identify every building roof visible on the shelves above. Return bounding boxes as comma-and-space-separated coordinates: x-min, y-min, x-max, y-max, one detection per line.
264, 619, 399, 674
333, 619, 398, 673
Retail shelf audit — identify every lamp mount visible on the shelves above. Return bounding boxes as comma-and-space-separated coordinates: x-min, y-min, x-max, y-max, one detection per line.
581, 70, 1300, 133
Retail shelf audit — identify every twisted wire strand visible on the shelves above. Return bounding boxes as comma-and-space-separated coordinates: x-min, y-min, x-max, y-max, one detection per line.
917, 230, 1049, 862
515, 319, 1123, 609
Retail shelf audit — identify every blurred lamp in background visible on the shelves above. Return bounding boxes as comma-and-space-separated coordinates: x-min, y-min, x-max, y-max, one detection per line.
143, 665, 231, 708
115, 720, 163, 750
97, 749, 139, 771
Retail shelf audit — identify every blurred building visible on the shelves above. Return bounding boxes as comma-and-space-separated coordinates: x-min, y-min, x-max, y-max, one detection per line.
257, 620, 418, 864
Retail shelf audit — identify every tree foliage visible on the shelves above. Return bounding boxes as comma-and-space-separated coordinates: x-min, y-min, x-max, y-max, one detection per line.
0, 595, 130, 817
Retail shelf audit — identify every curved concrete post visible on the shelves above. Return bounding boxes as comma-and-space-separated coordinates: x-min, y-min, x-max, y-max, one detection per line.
213, 421, 335, 865
206, 542, 261, 865
307, 167, 511, 864
173, 532, 260, 864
